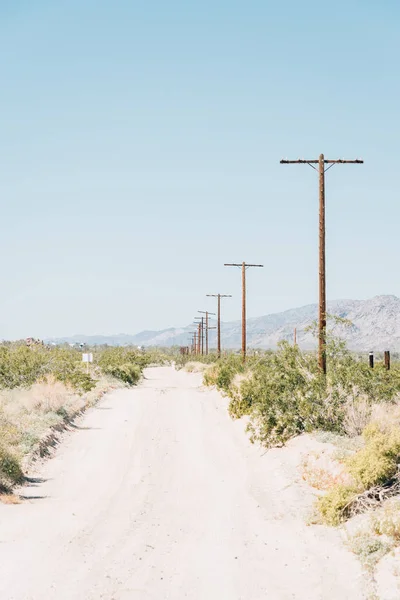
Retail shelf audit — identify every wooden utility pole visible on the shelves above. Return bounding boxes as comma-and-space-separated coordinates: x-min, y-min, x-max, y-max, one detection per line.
194, 317, 205, 355
190, 333, 197, 354
197, 323, 201, 354
198, 310, 216, 355
280, 154, 363, 375
206, 294, 232, 358
224, 262, 263, 362
294, 327, 297, 346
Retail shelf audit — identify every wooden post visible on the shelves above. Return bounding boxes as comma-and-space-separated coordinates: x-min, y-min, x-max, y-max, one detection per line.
369, 352, 374, 369
384, 351, 391, 371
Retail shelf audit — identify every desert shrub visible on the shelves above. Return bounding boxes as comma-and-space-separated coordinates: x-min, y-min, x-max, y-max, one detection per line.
228, 390, 253, 419
0, 345, 97, 393
204, 326, 400, 448
203, 364, 219, 386
175, 350, 219, 370
347, 530, 392, 570
342, 396, 372, 437
96, 348, 145, 385
317, 422, 400, 525
104, 363, 141, 385
317, 484, 360, 525
371, 498, 400, 540
47, 348, 96, 392
203, 355, 245, 395
346, 425, 400, 488
0, 346, 48, 389
0, 446, 24, 488
244, 342, 340, 447
184, 361, 211, 374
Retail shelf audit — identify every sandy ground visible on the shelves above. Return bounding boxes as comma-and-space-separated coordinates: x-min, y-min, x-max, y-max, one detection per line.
0, 366, 367, 600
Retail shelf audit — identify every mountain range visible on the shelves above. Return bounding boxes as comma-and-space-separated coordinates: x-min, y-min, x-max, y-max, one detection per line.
47, 295, 400, 352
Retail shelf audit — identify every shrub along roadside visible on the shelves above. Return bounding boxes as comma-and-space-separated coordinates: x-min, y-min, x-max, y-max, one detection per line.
200, 332, 400, 529
317, 422, 400, 526
203, 336, 400, 448
0, 344, 164, 495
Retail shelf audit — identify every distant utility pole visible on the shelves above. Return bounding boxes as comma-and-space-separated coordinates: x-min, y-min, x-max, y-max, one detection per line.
280, 154, 363, 375
294, 327, 297, 346
197, 322, 201, 354
224, 262, 263, 361
194, 317, 205, 355
190, 333, 196, 354
206, 294, 232, 358
198, 310, 216, 355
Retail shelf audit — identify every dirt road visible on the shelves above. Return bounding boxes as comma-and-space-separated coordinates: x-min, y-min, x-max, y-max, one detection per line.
0, 366, 366, 599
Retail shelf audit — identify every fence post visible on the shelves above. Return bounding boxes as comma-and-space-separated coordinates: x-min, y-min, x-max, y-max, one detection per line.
369, 352, 374, 369
384, 350, 391, 371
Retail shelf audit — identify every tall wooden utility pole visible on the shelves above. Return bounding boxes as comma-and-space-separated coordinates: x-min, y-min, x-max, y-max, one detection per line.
224, 262, 263, 362
280, 154, 363, 375
206, 294, 232, 358
198, 310, 216, 355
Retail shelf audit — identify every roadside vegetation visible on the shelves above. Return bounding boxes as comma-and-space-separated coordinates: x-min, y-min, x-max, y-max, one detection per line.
188, 323, 400, 571
0, 343, 168, 495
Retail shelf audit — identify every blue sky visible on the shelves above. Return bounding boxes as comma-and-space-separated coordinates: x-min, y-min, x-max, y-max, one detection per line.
0, 0, 399, 338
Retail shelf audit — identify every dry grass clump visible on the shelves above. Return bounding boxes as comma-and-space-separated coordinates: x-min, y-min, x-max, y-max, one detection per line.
0, 376, 82, 417
370, 401, 400, 434
344, 499, 400, 576
316, 413, 400, 526
184, 361, 211, 374
0, 493, 21, 504
0, 375, 117, 497
343, 395, 372, 437
371, 498, 400, 541
347, 529, 393, 571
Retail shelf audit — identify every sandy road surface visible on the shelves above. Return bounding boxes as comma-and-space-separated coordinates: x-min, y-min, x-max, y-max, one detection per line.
0, 366, 366, 600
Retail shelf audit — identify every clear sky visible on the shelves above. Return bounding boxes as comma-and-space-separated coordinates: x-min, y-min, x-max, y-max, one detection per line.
0, 0, 399, 339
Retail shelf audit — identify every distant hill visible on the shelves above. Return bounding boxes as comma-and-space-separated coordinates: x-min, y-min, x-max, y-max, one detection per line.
46, 295, 400, 352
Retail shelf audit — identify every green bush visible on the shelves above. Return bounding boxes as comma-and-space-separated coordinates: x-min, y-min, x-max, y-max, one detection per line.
202, 324, 400, 449
104, 363, 141, 385
0, 345, 97, 393
244, 342, 338, 447
0, 446, 24, 488
317, 484, 360, 526
346, 426, 400, 488
228, 389, 253, 419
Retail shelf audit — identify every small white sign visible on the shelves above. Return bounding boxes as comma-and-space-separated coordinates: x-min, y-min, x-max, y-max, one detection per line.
82, 353, 93, 363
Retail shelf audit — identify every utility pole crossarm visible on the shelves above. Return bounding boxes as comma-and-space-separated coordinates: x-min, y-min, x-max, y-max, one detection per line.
224, 263, 264, 267
280, 159, 363, 164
